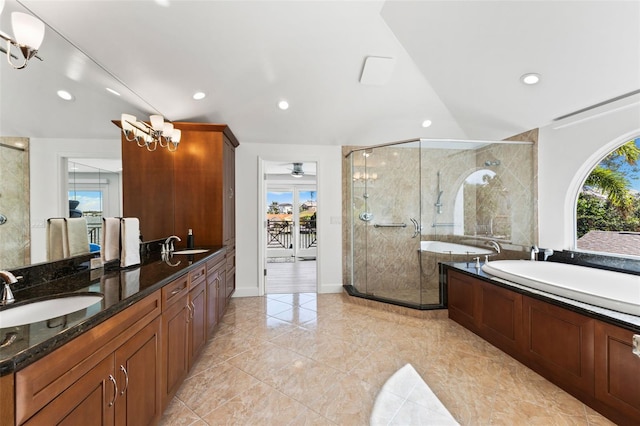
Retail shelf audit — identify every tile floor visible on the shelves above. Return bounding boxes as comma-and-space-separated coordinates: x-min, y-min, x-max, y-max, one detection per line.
159, 293, 615, 425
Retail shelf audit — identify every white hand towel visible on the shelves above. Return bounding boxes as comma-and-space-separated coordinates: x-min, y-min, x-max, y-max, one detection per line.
66, 217, 90, 257
47, 218, 69, 261
101, 217, 121, 262
120, 217, 141, 268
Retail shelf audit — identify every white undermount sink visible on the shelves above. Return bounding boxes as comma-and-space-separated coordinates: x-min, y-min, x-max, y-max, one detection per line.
171, 249, 210, 255
0, 294, 103, 328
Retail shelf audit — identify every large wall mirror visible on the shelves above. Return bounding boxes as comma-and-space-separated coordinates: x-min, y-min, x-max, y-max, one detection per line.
0, 0, 160, 269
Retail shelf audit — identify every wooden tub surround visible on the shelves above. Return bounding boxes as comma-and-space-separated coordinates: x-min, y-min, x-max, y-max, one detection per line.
444, 263, 640, 426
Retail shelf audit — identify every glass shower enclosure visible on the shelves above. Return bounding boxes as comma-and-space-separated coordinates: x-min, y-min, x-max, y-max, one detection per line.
344, 138, 535, 309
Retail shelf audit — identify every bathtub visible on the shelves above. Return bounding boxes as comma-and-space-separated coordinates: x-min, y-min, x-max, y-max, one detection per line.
481, 260, 640, 316
420, 240, 493, 255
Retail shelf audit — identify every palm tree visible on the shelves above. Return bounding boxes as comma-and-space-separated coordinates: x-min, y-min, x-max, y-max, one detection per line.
583, 139, 639, 211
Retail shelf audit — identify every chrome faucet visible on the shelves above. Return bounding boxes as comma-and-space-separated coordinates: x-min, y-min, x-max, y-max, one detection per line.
0, 271, 18, 305
530, 245, 539, 261
487, 240, 501, 254
163, 235, 182, 253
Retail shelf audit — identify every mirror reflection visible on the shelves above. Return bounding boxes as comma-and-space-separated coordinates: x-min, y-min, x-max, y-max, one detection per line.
0, 1, 153, 269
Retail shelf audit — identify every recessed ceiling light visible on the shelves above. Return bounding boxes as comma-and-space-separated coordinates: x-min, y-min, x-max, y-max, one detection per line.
57, 90, 74, 101
106, 87, 121, 96
278, 100, 289, 110
193, 92, 206, 100
520, 73, 541, 85
422, 119, 432, 128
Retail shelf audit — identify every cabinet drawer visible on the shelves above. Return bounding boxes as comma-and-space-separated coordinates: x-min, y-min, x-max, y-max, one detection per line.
162, 275, 189, 310
206, 253, 226, 275
189, 265, 206, 289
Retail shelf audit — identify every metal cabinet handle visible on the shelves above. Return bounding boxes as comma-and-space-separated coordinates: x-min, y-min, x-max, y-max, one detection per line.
186, 303, 192, 323
190, 301, 195, 319
120, 365, 129, 396
170, 287, 182, 296
108, 374, 118, 407
229, 187, 234, 199
633, 335, 640, 358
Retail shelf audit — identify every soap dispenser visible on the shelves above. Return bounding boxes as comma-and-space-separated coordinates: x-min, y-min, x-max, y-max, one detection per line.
187, 229, 194, 249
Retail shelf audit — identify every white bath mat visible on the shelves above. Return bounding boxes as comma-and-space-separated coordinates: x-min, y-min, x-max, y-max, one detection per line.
370, 363, 459, 426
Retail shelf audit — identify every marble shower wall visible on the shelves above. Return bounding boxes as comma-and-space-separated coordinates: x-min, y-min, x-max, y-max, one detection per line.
0, 138, 30, 269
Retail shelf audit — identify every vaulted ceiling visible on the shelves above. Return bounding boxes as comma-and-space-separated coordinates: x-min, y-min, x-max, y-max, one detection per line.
1, 0, 639, 146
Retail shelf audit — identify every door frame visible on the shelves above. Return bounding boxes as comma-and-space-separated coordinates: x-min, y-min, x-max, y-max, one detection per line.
257, 158, 319, 296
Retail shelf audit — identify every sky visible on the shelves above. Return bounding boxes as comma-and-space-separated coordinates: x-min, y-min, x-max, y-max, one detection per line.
267, 191, 316, 207
69, 190, 103, 212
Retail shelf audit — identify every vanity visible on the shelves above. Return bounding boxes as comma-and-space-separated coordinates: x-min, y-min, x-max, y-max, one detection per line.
0, 247, 230, 425
444, 263, 640, 426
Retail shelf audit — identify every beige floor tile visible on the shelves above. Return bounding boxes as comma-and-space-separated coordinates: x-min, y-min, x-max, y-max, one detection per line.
161, 292, 617, 426
176, 361, 260, 417
201, 381, 309, 425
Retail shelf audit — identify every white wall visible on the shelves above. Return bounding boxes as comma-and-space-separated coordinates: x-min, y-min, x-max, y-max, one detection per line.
235, 142, 343, 297
538, 101, 640, 250
30, 138, 121, 264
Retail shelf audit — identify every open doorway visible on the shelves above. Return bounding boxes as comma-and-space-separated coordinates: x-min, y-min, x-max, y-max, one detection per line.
263, 161, 317, 294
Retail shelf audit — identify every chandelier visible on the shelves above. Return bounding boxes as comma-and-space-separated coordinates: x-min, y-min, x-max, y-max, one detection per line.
0, 1, 46, 70
120, 114, 181, 152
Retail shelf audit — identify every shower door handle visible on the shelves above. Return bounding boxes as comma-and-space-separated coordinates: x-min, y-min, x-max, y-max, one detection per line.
410, 218, 420, 238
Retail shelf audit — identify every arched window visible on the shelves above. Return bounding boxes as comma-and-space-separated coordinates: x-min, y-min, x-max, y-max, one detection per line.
575, 137, 640, 257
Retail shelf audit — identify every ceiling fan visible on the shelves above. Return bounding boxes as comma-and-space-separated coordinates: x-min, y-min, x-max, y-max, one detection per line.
290, 162, 304, 178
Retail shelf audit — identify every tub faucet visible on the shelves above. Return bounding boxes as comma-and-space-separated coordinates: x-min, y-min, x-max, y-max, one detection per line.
530, 245, 539, 261
487, 240, 501, 254
0, 271, 17, 305
163, 235, 182, 253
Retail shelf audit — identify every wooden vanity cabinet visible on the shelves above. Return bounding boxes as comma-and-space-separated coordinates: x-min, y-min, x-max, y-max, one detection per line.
446, 268, 640, 425
160, 266, 209, 410
15, 291, 162, 426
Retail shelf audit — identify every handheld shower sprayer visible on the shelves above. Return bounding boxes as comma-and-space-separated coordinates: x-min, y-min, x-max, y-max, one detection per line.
435, 171, 443, 214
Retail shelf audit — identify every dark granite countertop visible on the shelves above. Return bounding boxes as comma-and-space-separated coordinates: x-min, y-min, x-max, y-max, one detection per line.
0, 246, 225, 376
443, 262, 640, 333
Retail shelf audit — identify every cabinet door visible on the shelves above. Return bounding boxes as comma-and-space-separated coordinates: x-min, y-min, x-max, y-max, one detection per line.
594, 321, 640, 423
478, 281, 523, 357
115, 317, 161, 426
24, 356, 115, 426
218, 269, 227, 322
447, 271, 478, 331
223, 138, 235, 246
225, 248, 236, 299
206, 267, 222, 335
161, 294, 189, 410
189, 280, 207, 368
523, 296, 594, 395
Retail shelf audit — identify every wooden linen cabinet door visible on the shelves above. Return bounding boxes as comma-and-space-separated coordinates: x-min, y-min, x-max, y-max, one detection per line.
161, 295, 190, 410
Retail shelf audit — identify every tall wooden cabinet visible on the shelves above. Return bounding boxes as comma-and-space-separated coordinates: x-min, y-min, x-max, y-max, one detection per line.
120, 121, 238, 259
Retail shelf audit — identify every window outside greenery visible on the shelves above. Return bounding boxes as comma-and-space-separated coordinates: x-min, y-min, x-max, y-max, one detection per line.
576, 138, 640, 256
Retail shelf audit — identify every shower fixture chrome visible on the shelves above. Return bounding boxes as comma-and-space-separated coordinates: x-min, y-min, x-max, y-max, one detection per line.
435, 171, 444, 214
359, 212, 373, 221
484, 160, 501, 167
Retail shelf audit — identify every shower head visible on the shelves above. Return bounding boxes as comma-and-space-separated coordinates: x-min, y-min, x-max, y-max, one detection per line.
484, 160, 501, 167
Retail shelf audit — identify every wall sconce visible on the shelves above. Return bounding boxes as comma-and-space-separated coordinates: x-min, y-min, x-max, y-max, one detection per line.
121, 113, 181, 152
353, 172, 378, 182
0, 2, 45, 70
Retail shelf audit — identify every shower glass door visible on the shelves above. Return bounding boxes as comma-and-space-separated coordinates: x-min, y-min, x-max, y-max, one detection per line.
351, 142, 422, 305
